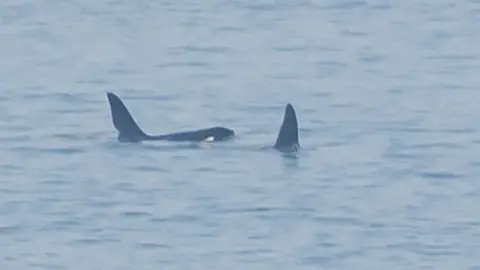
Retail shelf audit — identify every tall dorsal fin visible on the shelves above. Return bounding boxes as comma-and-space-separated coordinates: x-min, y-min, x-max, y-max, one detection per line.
273, 103, 299, 152
106, 92, 148, 142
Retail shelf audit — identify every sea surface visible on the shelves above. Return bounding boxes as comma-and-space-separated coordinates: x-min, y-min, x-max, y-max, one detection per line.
1, 0, 480, 269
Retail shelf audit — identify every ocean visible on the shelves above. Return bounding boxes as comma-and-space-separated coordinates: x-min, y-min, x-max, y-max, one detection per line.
1, 0, 480, 269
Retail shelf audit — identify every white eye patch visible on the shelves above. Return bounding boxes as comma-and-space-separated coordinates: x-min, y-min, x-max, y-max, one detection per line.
204, 136, 215, 142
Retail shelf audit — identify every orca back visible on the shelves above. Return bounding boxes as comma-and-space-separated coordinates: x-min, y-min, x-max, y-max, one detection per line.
273, 103, 299, 152
151, 127, 234, 142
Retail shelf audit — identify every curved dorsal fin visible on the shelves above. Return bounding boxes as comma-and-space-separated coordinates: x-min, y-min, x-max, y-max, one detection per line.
106, 92, 148, 142
273, 103, 299, 152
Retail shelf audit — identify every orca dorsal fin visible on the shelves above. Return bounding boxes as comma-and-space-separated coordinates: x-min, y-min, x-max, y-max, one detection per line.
106, 92, 148, 142
273, 103, 299, 152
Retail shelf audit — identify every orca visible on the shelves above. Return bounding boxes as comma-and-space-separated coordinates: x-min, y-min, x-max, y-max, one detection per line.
272, 103, 299, 152
105, 92, 235, 143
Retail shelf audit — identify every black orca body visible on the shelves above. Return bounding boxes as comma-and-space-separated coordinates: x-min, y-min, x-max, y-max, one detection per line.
106, 92, 235, 143
273, 103, 300, 153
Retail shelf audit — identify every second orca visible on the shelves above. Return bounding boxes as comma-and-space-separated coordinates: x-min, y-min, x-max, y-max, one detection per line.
272, 103, 300, 153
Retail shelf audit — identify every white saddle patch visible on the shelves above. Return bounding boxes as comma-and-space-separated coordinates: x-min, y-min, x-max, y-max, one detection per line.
204, 136, 215, 142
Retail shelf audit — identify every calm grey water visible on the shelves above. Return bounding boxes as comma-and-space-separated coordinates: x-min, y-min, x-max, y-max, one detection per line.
1, 0, 480, 269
